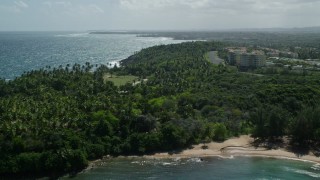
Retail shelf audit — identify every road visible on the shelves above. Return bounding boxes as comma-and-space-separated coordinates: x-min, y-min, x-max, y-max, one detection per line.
208, 51, 224, 65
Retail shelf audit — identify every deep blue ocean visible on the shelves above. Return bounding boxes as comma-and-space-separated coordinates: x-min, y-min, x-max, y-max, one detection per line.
0, 31, 186, 80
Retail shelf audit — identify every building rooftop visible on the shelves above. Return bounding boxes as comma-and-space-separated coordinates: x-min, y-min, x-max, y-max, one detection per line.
227, 47, 265, 56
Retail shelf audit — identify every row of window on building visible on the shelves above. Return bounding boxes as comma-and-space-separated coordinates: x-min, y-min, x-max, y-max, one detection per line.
227, 47, 266, 70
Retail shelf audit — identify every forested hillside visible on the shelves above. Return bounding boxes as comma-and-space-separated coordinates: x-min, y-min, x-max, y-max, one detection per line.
1, 41, 320, 178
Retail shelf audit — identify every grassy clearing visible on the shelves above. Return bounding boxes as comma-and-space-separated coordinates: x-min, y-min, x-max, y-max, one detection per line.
103, 74, 138, 87
204, 52, 210, 62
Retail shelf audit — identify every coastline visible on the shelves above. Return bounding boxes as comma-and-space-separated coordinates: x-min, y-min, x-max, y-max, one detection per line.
136, 135, 320, 164
58, 135, 320, 179
84, 135, 320, 173
97, 135, 318, 165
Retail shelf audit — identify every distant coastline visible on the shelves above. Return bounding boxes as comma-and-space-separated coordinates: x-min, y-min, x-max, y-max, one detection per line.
89, 27, 320, 41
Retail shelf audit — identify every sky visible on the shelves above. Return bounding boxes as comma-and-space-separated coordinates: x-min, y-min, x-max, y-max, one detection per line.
1, 0, 320, 31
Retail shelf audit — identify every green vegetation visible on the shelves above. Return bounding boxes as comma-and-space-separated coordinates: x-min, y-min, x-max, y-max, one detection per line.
204, 52, 211, 62
1, 41, 320, 178
103, 74, 138, 87
134, 31, 320, 60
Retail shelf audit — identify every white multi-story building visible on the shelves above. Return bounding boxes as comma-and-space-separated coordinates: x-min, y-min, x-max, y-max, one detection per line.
227, 48, 266, 69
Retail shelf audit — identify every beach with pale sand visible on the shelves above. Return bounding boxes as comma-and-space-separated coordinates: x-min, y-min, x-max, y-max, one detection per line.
84, 135, 320, 173
139, 135, 320, 163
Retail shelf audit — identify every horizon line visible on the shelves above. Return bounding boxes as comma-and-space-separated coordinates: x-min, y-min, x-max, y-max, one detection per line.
1, 26, 320, 32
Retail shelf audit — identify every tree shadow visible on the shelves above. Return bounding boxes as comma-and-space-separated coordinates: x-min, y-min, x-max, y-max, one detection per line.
250, 137, 313, 158
142, 148, 186, 156
286, 142, 310, 158
168, 148, 186, 155
312, 148, 320, 157
201, 145, 209, 149
251, 137, 286, 150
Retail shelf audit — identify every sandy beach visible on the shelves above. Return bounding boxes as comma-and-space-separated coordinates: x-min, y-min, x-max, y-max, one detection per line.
84, 135, 320, 174
139, 135, 320, 163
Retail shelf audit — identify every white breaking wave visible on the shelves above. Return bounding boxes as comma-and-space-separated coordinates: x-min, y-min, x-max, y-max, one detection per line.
107, 61, 121, 68
162, 162, 173, 166
187, 157, 203, 163
137, 36, 174, 42
293, 169, 320, 178
217, 155, 235, 159
285, 167, 320, 178
311, 163, 320, 171
55, 33, 89, 37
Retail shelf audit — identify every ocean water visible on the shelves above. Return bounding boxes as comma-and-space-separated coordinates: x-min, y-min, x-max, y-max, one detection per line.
0, 31, 186, 80
65, 157, 320, 180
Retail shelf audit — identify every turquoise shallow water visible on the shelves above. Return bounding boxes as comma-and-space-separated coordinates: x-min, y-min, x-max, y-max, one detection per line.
65, 157, 320, 180
0, 32, 186, 80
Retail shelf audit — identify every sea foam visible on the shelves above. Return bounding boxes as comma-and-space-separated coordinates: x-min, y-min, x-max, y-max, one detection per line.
55, 33, 89, 37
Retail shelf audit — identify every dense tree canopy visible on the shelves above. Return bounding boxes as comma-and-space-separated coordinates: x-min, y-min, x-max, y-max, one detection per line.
1, 41, 320, 178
